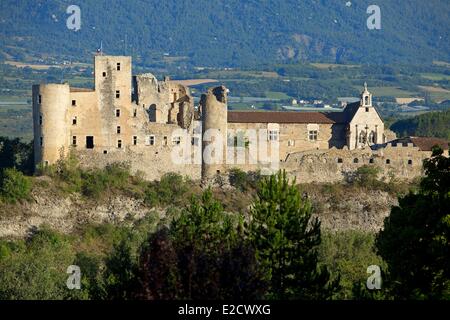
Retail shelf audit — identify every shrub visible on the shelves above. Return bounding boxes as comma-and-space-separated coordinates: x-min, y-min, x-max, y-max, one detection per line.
0, 168, 31, 203
144, 173, 190, 207
354, 165, 381, 186
229, 168, 247, 191
229, 168, 261, 191
80, 163, 131, 198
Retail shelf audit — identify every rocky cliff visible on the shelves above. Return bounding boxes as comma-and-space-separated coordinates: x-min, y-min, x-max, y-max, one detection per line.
0, 181, 399, 238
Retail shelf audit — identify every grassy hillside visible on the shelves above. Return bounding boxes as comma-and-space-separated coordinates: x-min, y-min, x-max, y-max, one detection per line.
1, 0, 449, 67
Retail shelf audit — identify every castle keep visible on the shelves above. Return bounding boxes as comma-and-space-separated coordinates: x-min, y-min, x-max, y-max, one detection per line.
33, 55, 448, 183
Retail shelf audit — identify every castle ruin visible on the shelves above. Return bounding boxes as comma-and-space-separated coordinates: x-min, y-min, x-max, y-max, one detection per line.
32, 55, 449, 183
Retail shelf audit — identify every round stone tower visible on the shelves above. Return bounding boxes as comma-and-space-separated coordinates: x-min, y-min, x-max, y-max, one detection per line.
32, 83, 70, 168
201, 85, 228, 183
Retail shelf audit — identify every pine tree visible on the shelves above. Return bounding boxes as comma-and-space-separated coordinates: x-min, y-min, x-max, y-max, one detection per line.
248, 170, 339, 299
376, 147, 450, 299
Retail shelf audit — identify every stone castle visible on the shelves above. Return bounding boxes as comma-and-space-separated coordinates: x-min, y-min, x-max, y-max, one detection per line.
32, 55, 449, 183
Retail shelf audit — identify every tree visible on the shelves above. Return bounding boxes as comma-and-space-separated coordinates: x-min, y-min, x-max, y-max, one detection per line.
137, 227, 181, 300
0, 227, 88, 300
248, 170, 339, 299
0, 137, 34, 175
0, 167, 31, 203
376, 147, 450, 299
137, 189, 266, 300
169, 189, 261, 299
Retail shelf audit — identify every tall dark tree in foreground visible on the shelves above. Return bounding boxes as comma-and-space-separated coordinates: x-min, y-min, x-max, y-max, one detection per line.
138, 189, 265, 300
248, 170, 339, 299
376, 147, 450, 299
138, 227, 180, 300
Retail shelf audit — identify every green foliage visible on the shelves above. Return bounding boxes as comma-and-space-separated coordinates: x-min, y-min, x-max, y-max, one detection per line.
0, 226, 88, 300
80, 163, 131, 197
0, 137, 34, 175
143, 173, 190, 207
354, 165, 382, 187
1, 1, 450, 66
0, 167, 31, 203
319, 231, 387, 300
168, 190, 264, 299
376, 147, 450, 299
390, 110, 450, 140
248, 170, 339, 299
137, 190, 265, 300
228, 168, 261, 191
44, 155, 133, 198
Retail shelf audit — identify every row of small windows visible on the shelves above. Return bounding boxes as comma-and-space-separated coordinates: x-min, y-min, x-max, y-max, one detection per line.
68, 135, 182, 148
39, 108, 137, 128
268, 130, 319, 142
336, 158, 413, 165
116, 109, 137, 117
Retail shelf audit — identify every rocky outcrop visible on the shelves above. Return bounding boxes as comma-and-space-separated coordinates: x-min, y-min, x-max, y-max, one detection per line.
0, 182, 397, 238
0, 187, 161, 238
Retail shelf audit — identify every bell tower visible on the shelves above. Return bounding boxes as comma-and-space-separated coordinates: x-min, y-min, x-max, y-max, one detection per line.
361, 82, 372, 107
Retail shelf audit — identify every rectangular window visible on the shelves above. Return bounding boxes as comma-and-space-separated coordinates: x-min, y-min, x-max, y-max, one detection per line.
39, 115, 42, 125
117, 126, 121, 134
172, 136, 181, 145
72, 136, 77, 146
72, 116, 77, 125
117, 140, 122, 149
268, 130, 279, 141
38, 95, 42, 104
133, 109, 137, 117
102, 72, 106, 77
72, 100, 76, 106
133, 136, 137, 145
117, 63, 121, 71
116, 109, 120, 117
40, 136, 43, 146
163, 136, 168, 146
365, 107, 369, 112
86, 136, 94, 149
147, 135, 155, 146
116, 90, 120, 99
308, 130, 318, 141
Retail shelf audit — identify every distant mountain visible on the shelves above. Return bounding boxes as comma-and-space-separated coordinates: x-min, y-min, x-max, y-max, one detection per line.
0, 0, 449, 67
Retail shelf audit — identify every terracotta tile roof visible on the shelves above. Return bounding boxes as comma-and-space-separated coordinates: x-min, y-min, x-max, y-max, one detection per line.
410, 136, 449, 151
388, 136, 449, 151
227, 111, 344, 124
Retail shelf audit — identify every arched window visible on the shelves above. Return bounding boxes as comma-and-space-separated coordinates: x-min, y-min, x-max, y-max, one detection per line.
365, 95, 369, 105
368, 131, 376, 144
359, 131, 366, 144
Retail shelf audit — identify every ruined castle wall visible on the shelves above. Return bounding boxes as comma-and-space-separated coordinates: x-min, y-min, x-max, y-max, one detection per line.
282, 145, 427, 183
75, 121, 201, 181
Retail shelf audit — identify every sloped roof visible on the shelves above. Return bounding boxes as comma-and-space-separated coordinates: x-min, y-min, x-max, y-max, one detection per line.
410, 136, 449, 151
227, 111, 344, 124
388, 136, 449, 151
